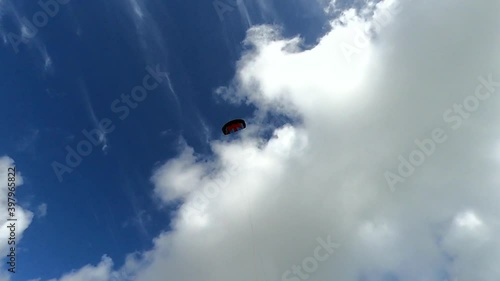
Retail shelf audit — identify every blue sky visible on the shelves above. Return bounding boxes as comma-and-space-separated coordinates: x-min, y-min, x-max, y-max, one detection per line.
2, 0, 500, 281
0, 0, 330, 280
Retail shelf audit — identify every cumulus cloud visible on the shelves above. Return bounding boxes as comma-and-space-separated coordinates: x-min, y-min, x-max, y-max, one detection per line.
46, 0, 500, 280
47, 256, 114, 281
152, 142, 210, 202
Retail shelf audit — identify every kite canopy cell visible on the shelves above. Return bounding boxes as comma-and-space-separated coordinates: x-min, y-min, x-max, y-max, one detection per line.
222, 119, 246, 135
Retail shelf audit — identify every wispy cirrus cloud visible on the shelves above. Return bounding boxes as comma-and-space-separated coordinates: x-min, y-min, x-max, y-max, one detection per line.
78, 78, 110, 153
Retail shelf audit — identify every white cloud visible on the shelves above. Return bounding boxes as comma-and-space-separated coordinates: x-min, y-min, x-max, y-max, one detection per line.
47, 256, 114, 281
119, 0, 181, 118
47, 0, 500, 280
16, 129, 40, 152
79, 79, 110, 153
151, 141, 209, 202
37, 203, 47, 218
128, 0, 144, 19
